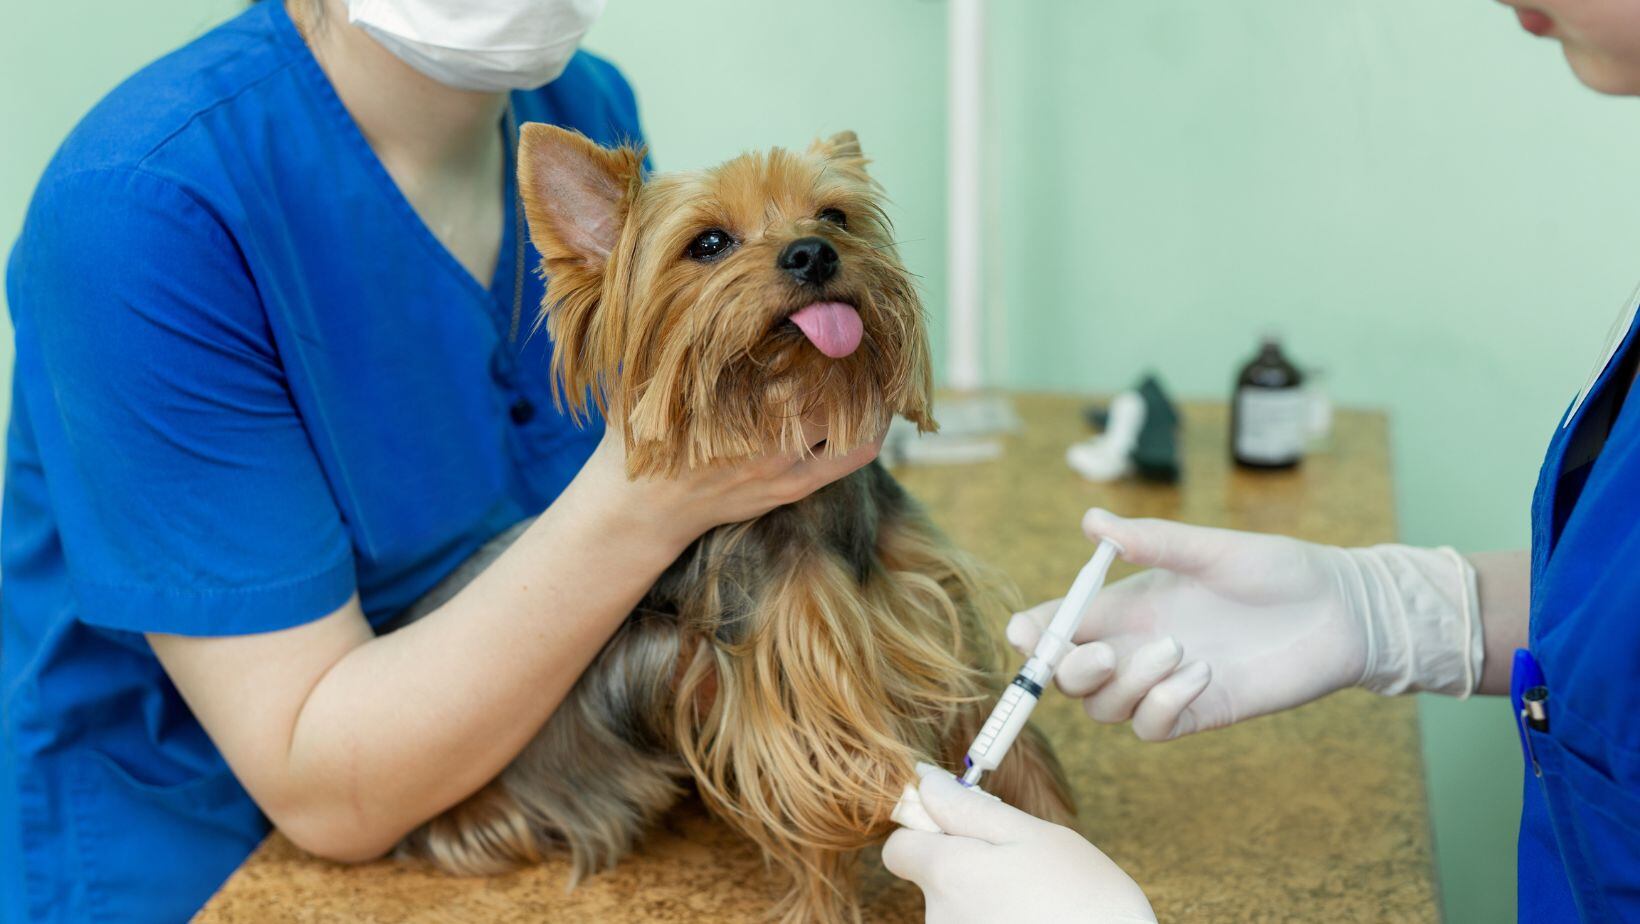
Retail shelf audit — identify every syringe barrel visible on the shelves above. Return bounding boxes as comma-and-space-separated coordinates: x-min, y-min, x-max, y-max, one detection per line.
958, 540, 1123, 788
964, 673, 1042, 777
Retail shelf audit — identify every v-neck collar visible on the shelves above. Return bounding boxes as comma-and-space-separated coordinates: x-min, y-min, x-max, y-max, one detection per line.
1539, 303, 1640, 561
271, 0, 517, 311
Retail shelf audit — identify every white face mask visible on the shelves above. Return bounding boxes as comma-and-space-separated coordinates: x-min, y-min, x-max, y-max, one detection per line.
345, 0, 607, 93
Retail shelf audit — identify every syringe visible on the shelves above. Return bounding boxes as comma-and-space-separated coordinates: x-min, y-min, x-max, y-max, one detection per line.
959, 537, 1124, 787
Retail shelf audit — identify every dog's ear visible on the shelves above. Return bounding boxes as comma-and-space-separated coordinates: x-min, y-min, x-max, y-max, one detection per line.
517, 123, 644, 270
808, 130, 870, 178
517, 124, 643, 424
810, 130, 863, 162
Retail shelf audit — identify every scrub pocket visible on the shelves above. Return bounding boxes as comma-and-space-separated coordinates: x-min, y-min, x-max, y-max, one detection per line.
1527, 727, 1640, 923
69, 750, 266, 922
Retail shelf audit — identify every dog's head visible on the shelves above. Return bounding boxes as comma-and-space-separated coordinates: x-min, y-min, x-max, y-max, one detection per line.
518, 125, 933, 476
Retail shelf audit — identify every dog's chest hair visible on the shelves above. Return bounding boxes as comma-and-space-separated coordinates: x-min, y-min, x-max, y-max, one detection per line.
644, 461, 905, 643
391, 463, 906, 645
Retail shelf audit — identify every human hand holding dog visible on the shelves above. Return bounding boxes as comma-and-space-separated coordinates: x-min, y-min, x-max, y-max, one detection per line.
575, 421, 885, 551
883, 772, 1155, 923
1008, 509, 1485, 742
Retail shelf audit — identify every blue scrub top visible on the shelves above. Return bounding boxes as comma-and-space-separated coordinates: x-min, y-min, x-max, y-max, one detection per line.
0, 3, 645, 920
1520, 303, 1640, 921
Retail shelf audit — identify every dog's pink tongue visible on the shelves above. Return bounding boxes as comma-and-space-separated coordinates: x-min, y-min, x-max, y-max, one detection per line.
789, 301, 863, 359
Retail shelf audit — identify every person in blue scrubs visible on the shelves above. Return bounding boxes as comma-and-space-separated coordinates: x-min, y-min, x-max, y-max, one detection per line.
883, 2, 1640, 922
0, 1, 879, 921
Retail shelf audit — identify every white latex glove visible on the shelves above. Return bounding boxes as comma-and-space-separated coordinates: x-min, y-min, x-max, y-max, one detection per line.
1008, 509, 1482, 741
882, 772, 1156, 924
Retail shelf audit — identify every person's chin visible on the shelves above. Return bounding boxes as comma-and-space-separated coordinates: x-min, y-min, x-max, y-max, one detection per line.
1563, 43, 1640, 96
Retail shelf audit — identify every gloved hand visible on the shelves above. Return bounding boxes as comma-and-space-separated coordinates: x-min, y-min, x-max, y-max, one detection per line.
1008, 509, 1482, 741
882, 771, 1156, 924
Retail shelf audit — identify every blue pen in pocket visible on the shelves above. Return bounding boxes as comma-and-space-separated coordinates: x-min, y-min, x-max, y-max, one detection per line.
1512, 648, 1549, 773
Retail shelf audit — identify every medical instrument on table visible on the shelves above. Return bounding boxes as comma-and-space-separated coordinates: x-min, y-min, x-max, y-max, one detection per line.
1067, 393, 1144, 482
881, 397, 1019, 467
891, 539, 1125, 833
1130, 376, 1182, 482
1071, 375, 1181, 484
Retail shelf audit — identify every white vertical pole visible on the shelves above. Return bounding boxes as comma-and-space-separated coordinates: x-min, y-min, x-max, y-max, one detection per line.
947, 0, 984, 392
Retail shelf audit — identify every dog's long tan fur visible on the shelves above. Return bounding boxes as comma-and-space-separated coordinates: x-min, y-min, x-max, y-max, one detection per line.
395, 126, 1072, 923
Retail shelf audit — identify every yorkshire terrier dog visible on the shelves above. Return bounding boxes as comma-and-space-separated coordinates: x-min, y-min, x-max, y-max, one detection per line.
395, 125, 1073, 922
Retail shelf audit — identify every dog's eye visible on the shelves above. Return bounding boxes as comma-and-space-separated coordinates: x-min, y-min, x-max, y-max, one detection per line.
686, 228, 734, 261
818, 208, 848, 227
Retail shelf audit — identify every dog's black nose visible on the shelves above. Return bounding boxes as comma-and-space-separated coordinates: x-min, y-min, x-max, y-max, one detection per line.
778, 237, 839, 287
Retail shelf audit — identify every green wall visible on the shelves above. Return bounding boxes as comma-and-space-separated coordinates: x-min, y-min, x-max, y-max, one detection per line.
10, 3, 1640, 921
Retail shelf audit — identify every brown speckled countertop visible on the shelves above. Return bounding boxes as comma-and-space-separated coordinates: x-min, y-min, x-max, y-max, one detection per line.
196, 395, 1436, 922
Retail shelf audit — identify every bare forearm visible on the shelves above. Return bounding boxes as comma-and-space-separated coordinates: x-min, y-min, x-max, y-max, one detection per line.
1471, 550, 1530, 696
151, 431, 877, 863
280, 477, 688, 858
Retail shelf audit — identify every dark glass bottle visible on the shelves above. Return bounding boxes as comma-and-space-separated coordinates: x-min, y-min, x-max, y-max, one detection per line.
1231, 337, 1307, 469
